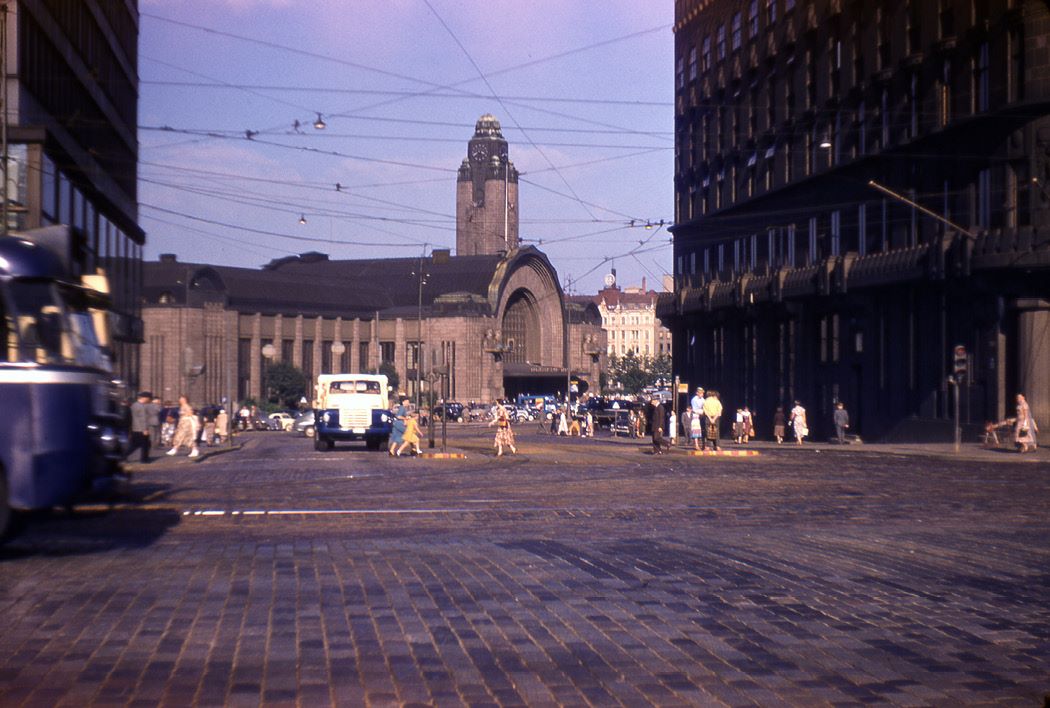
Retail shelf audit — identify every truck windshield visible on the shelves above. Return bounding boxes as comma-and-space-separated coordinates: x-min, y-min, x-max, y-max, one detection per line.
330, 380, 381, 394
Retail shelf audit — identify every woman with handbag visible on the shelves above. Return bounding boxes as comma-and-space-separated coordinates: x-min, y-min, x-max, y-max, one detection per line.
1015, 393, 1038, 453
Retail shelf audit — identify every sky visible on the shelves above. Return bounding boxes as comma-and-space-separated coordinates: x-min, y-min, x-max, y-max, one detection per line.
138, 0, 674, 296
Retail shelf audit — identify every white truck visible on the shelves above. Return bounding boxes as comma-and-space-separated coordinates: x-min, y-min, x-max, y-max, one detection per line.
313, 373, 393, 451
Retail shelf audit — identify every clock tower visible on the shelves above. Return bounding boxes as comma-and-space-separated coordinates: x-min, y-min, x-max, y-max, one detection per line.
456, 114, 519, 256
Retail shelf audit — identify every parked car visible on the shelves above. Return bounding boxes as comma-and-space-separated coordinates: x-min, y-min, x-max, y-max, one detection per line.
293, 410, 316, 437
267, 411, 296, 431
432, 401, 465, 422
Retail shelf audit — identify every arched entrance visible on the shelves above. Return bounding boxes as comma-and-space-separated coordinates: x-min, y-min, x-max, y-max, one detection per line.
501, 289, 540, 364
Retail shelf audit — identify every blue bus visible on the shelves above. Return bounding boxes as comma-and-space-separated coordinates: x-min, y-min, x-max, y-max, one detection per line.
0, 235, 125, 540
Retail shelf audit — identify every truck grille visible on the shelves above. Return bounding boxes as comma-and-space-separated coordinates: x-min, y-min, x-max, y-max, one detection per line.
338, 409, 369, 429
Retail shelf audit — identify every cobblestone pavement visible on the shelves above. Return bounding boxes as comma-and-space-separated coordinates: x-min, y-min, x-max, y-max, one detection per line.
2, 427, 1049, 706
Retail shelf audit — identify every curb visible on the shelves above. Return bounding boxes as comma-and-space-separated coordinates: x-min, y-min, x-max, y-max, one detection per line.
192, 443, 245, 463
419, 452, 467, 459
687, 449, 760, 457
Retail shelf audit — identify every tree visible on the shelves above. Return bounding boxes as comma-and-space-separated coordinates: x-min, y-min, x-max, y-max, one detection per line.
262, 361, 307, 409
607, 352, 672, 395
369, 361, 399, 393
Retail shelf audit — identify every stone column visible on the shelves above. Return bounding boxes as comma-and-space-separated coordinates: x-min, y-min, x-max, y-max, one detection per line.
313, 317, 323, 379
334, 317, 344, 373
293, 314, 304, 368
250, 313, 262, 400
351, 318, 361, 372
394, 318, 406, 396
1017, 300, 1050, 430
273, 314, 284, 361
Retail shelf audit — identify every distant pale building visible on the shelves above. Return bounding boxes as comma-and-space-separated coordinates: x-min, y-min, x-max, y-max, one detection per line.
577, 272, 672, 359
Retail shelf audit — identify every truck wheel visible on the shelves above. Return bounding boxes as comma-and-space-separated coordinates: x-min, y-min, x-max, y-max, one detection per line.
365, 437, 380, 452
315, 436, 330, 452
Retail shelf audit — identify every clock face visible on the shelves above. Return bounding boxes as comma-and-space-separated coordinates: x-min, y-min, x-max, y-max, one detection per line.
603, 273, 616, 287
470, 144, 487, 162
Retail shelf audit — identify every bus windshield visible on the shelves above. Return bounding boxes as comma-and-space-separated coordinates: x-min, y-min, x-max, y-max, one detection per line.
2, 279, 111, 369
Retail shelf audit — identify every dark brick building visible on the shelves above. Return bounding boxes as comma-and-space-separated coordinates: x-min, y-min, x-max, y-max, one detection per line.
660, 0, 1050, 440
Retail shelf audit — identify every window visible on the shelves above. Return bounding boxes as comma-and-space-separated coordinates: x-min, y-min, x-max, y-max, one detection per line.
749, 0, 759, 37
766, 0, 777, 25
830, 210, 841, 257
690, 251, 696, 274
808, 216, 818, 264
702, 35, 712, 70
302, 340, 314, 382
676, 54, 685, 90
976, 168, 991, 228
731, 13, 742, 51
909, 72, 919, 138
767, 78, 776, 129
749, 233, 758, 269
704, 248, 711, 274
281, 338, 293, 363
1009, 28, 1024, 102
380, 341, 395, 363
717, 243, 725, 272
940, 60, 952, 126
41, 154, 56, 223
688, 46, 698, 82
321, 340, 333, 374
858, 204, 868, 256
717, 24, 726, 60
787, 224, 797, 266
359, 341, 370, 369
975, 42, 989, 112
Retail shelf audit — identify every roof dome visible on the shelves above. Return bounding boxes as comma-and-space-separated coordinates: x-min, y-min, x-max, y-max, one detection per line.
473, 114, 503, 138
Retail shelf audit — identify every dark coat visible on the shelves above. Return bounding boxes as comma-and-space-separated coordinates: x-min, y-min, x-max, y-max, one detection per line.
651, 404, 666, 441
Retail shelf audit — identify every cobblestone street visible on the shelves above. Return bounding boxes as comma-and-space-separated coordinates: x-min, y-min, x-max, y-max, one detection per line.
2, 428, 1048, 706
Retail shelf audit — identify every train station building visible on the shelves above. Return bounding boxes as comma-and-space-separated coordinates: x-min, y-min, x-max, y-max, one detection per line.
139, 115, 606, 406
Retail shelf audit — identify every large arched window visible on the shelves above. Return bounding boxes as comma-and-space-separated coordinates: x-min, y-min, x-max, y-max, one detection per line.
502, 289, 540, 364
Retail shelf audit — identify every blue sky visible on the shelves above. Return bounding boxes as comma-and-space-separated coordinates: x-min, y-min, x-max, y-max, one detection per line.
138, 0, 674, 295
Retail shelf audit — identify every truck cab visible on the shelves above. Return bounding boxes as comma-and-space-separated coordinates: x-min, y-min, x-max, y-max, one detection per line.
313, 373, 393, 451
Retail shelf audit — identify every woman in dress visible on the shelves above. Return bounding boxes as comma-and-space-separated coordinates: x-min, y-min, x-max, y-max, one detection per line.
1015, 393, 1038, 453
167, 395, 200, 458
388, 401, 407, 456
742, 406, 754, 443
689, 407, 703, 449
490, 407, 517, 456
772, 406, 786, 444
396, 412, 421, 456
790, 400, 808, 445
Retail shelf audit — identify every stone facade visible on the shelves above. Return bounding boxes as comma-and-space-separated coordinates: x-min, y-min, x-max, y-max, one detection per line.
139, 116, 606, 406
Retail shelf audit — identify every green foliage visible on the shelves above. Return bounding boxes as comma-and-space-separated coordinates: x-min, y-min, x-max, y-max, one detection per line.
608, 352, 672, 395
262, 361, 307, 409
369, 361, 400, 393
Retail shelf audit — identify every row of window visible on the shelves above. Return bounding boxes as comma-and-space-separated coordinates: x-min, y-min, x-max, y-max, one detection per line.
676, 164, 1029, 279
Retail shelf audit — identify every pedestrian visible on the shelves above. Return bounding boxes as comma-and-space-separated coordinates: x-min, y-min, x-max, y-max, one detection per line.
388, 401, 407, 456
773, 406, 786, 444
650, 398, 667, 454
557, 407, 569, 436
690, 387, 706, 450
126, 391, 153, 463
703, 390, 723, 451
167, 395, 200, 457
1015, 393, 1039, 453
668, 408, 678, 446
635, 406, 646, 438
238, 404, 250, 431
202, 407, 217, 446
148, 396, 163, 449
790, 400, 808, 445
733, 408, 744, 443
490, 406, 517, 456
585, 410, 594, 437
397, 412, 421, 456
833, 402, 850, 444
215, 407, 229, 444
742, 406, 754, 443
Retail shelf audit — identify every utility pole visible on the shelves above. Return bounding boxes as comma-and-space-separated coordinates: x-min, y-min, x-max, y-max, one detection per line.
1, 2, 9, 237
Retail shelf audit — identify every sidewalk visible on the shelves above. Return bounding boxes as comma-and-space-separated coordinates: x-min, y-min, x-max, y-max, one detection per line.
122, 438, 246, 473
594, 431, 1050, 463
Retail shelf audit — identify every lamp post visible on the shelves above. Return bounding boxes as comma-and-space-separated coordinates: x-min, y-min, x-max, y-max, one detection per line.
412, 252, 429, 412
261, 343, 276, 405
330, 341, 345, 372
